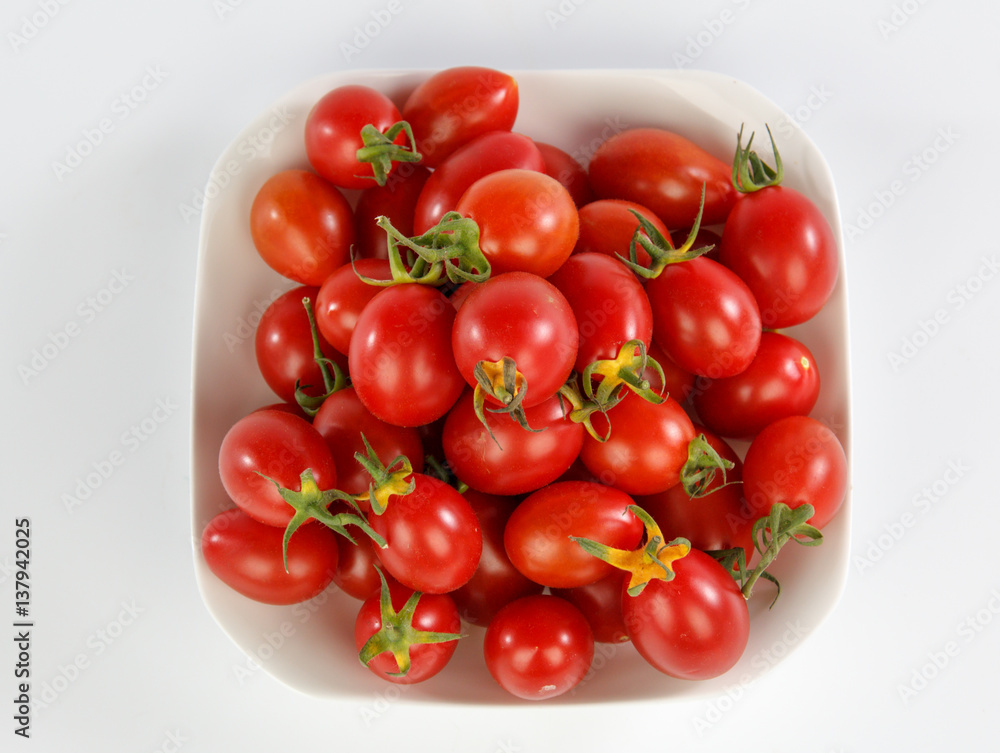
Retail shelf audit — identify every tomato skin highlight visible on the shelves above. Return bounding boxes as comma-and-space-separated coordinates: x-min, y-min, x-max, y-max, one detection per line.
202, 508, 340, 605
250, 169, 355, 286
369, 474, 483, 594
403, 66, 519, 169
349, 284, 465, 427
719, 185, 838, 328
588, 127, 737, 228
646, 255, 762, 378
623, 549, 749, 680
484, 594, 595, 700
504, 481, 643, 589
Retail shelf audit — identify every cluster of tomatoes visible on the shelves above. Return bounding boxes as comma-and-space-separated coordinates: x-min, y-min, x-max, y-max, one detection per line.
200, 67, 849, 701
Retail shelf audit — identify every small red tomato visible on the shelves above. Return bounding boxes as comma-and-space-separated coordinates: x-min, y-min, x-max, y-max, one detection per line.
353, 164, 432, 260
315, 259, 392, 356
574, 199, 670, 269
552, 572, 630, 644
536, 141, 594, 207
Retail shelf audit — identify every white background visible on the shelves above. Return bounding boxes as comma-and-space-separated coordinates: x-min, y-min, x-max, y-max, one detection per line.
2, 0, 998, 750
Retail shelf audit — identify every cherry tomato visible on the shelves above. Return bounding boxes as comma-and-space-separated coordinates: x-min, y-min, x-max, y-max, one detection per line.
742, 416, 847, 530
218, 409, 337, 528
202, 507, 339, 605
719, 185, 838, 328
305, 85, 407, 190
315, 259, 393, 356
369, 474, 482, 594
646, 255, 761, 378
349, 284, 465, 427
580, 392, 695, 496
354, 577, 461, 684
623, 549, 749, 680
574, 199, 671, 269
452, 272, 578, 409
588, 127, 737, 228
552, 572, 630, 643
333, 531, 384, 600
443, 390, 584, 496
504, 481, 643, 589
413, 131, 545, 234
450, 491, 544, 626
484, 594, 594, 700
312, 387, 424, 498
402, 66, 519, 168
353, 164, 431, 260
536, 141, 594, 208
255, 285, 347, 404
456, 169, 579, 278
644, 340, 695, 404
249, 169, 354, 286
548, 252, 652, 371
693, 331, 820, 439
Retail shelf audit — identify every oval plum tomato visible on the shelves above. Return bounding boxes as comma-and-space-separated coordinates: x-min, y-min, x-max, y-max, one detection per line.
369, 474, 482, 594
623, 548, 749, 680
450, 491, 544, 626
588, 127, 737, 228
646, 255, 761, 378
255, 285, 348, 405
402, 66, 519, 168
455, 169, 579, 278
333, 529, 384, 600
452, 272, 578, 410
305, 85, 409, 190
354, 576, 462, 684
548, 252, 652, 372
504, 481, 643, 589
552, 572, 630, 643
315, 259, 392, 356
693, 331, 820, 439
580, 391, 695, 496
202, 507, 339, 605
443, 390, 584, 496
349, 284, 465, 427
742, 416, 848, 530
484, 594, 594, 700
636, 427, 754, 562
535, 141, 594, 208
413, 131, 545, 234
218, 409, 337, 528
574, 199, 671, 269
312, 387, 424, 498
353, 164, 431, 260
719, 185, 838, 328
249, 169, 354, 286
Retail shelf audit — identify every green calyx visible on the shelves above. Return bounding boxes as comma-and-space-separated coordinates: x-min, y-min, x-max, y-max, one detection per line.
618, 185, 714, 279
255, 467, 385, 572
680, 434, 737, 498
357, 568, 465, 677
581, 339, 666, 407
732, 123, 784, 193
352, 433, 416, 516
355, 121, 422, 187
293, 297, 348, 417
355, 212, 492, 287
472, 357, 540, 448
556, 376, 626, 443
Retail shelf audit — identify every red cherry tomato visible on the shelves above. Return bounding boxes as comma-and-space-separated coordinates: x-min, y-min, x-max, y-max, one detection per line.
742, 416, 848, 530
504, 481, 643, 589
202, 507, 339, 605
719, 185, 838, 328
369, 474, 482, 594
646, 256, 761, 378
644, 340, 696, 404
588, 127, 737, 228
349, 284, 465, 427
552, 572, 630, 644
535, 141, 595, 208
333, 531, 384, 600
455, 169, 579, 278
315, 259, 392, 356
484, 594, 595, 700
413, 131, 545, 234
574, 199, 671, 269
693, 331, 821, 439
402, 66, 519, 168
249, 169, 354, 286
218, 410, 337, 528
305, 85, 407, 190
353, 164, 431, 260
449, 491, 544, 626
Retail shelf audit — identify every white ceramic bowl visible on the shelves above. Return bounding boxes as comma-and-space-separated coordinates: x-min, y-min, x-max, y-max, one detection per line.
190, 68, 851, 703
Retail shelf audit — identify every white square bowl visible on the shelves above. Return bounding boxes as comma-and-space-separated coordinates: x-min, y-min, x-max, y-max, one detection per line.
190, 68, 851, 703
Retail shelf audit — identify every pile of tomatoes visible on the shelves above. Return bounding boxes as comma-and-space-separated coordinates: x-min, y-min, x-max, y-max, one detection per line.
200, 66, 848, 701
